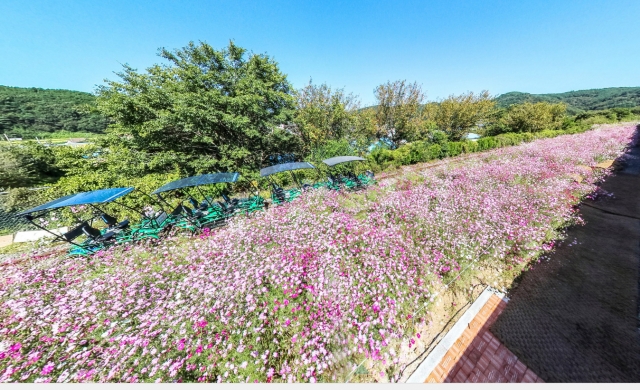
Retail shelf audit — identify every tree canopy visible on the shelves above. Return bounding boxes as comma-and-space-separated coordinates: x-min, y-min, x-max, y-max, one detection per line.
499, 102, 566, 133
293, 81, 360, 153
3, 39, 638, 214
373, 80, 425, 146
430, 91, 495, 141
94, 41, 300, 177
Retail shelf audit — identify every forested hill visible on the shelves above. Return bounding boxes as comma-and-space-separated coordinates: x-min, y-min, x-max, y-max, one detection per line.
0, 85, 107, 138
495, 87, 640, 114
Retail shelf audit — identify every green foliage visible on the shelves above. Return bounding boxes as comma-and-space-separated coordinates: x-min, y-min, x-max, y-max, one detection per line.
20, 142, 61, 178
294, 81, 360, 153
29, 131, 99, 141
374, 80, 425, 146
0, 187, 40, 212
476, 137, 498, 150
406, 141, 431, 164
305, 139, 355, 174
442, 141, 463, 157
0, 147, 34, 190
427, 129, 448, 144
363, 125, 594, 173
348, 108, 379, 154
430, 90, 496, 141
0, 142, 67, 216
294, 139, 361, 181
5, 40, 638, 228
0, 142, 62, 190
495, 87, 640, 115
94, 41, 299, 177
460, 140, 479, 153
0, 86, 107, 138
496, 102, 566, 133
45, 171, 183, 227
574, 107, 637, 123
6, 42, 319, 219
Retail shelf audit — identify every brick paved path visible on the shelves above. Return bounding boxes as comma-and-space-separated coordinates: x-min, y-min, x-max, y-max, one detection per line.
425, 294, 544, 383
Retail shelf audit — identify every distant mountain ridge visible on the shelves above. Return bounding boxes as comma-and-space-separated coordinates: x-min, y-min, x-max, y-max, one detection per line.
2, 85, 639, 138
0, 85, 107, 137
495, 87, 640, 114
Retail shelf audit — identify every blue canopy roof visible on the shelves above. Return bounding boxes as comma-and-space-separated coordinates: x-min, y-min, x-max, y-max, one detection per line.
322, 156, 366, 167
18, 187, 135, 216
260, 162, 316, 177
151, 173, 239, 195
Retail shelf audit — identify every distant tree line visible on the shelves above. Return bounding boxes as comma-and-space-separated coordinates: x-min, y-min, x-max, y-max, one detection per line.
0, 86, 107, 138
2, 41, 639, 216
495, 87, 640, 115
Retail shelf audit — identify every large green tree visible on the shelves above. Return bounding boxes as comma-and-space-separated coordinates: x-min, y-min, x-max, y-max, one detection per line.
94, 41, 299, 177
293, 81, 360, 153
373, 80, 426, 147
500, 101, 566, 133
431, 90, 495, 141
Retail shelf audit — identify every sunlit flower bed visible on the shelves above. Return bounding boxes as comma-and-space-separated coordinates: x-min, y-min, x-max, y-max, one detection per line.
0, 124, 636, 383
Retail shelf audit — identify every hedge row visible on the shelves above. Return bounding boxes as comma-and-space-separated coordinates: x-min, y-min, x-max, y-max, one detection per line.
367, 126, 591, 171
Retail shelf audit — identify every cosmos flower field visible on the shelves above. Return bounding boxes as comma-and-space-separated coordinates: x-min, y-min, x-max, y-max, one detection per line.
0, 124, 636, 383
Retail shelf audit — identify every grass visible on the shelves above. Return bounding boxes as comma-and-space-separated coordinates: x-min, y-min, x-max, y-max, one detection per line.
0, 241, 31, 256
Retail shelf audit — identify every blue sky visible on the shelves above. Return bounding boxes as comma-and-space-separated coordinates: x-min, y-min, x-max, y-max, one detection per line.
0, 0, 638, 105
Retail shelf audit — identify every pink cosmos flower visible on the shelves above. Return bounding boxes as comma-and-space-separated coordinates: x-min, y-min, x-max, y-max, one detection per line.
41, 362, 54, 376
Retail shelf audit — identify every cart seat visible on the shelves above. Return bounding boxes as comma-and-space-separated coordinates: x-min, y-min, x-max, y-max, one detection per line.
60, 222, 90, 242
82, 225, 116, 242
100, 213, 129, 230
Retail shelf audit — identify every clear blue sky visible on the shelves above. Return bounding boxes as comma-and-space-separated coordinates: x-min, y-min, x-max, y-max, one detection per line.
1, 0, 638, 105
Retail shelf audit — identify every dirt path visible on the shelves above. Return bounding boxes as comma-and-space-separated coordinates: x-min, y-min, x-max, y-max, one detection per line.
375, 148, 499, 182
491, 135, 640, 382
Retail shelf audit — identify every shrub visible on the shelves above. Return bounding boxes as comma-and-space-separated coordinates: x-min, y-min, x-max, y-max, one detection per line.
369, 147, 394, 165
407, 141, 429, 164
427, 144, 443, 160
0, 188, 41, 213
500, 102, 566, 133
477, 137, 498, 151
41, 172, 182, 227
443, 142, 463, 157
493, 134, 520, 147
461, 140, 479, 154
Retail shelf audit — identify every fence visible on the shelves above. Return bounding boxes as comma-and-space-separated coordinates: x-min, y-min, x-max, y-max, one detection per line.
0, 208, 31, 234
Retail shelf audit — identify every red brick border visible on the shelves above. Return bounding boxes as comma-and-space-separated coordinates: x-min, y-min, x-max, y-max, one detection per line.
425, 295, 544, 383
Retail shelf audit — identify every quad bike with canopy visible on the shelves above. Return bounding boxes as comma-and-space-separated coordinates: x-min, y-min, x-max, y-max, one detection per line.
18, 187, 138, 256
150, 172, 264, 231
321, 156, 375, 190
260, 162, 318, 204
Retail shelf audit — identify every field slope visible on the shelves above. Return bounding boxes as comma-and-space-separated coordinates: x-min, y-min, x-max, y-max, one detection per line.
0, 123, 636, 383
